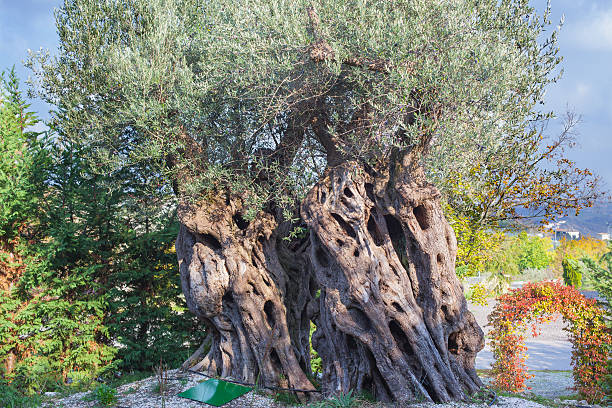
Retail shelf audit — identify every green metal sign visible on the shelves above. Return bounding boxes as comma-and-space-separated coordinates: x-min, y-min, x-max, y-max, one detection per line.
177, 378, 252, 406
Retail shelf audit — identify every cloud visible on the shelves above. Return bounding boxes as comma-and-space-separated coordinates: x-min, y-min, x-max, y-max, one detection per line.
566, 8, 612, 51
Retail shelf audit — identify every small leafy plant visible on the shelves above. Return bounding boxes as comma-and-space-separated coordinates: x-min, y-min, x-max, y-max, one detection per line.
466, 282, 488, 306
272, 390, 300, 405
83, 384, 118, 407
155, 358, 169, 408
308, 390, 363, 408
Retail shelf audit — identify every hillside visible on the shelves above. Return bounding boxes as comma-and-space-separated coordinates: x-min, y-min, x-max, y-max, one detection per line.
556, 201, 612, 237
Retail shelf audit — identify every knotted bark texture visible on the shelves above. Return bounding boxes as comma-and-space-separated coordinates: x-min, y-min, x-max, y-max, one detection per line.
302, 162, 484, 403
175, 195, 315, 392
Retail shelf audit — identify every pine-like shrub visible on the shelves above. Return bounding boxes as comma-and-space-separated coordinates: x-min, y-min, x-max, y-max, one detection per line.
562, 257, 584, 288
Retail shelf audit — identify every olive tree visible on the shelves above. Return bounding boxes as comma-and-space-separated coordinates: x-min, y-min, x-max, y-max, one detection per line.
29, 0, 564, 402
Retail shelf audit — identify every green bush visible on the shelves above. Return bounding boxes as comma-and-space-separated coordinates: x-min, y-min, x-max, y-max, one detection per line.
485, 232, 554, 282
516, 233, 554, 272
583, 244, 612, 304
562, 258, 584, 288
83, 384, 118, 407
0, 382, 41, 408
455, 265, 471, 279
9, 360, 64, 395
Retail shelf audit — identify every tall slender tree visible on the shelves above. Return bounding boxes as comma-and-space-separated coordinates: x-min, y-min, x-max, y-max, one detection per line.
0, 68, 48, 379
1, 66, 203, 391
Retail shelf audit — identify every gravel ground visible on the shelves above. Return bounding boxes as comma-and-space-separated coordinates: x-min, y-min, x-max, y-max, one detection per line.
41, 298, 592, 408
479, 370, 575, 400
42, 370, 284, 408
525, 372, 575, 398
42, 369, 600, 408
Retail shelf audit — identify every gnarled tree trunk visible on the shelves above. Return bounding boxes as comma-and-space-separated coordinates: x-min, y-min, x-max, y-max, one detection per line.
302, 160, 484, 403
175, 160, 484, 403
175, 195, 315, 392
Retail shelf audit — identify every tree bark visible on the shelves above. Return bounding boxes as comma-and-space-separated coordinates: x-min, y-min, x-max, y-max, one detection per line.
175, 159, 484, 403
175, 195, 315, 392
301, 160, 484, 403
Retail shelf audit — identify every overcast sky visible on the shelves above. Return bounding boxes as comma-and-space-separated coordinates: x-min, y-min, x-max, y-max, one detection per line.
1, 0, 611, 190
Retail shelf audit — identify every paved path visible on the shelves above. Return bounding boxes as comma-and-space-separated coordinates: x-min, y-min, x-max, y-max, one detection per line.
469, 300, 573, 371
469, 299, 576, 398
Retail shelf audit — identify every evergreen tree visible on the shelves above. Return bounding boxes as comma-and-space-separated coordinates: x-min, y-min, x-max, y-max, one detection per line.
105, 163, 201, 371
582, 244, 612, 305
0, 68, 48, 383
108, 219, 201, 372
8, 139, 117, 391
0, 67, 46, 288
1, 69, 201, 392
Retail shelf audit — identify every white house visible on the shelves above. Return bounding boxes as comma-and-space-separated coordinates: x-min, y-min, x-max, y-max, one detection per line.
558, 230, 580, 240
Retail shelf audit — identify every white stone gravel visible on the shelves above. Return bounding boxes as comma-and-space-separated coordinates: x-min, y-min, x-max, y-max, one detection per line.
41, 369, 581, 408
42, 369, 284, 408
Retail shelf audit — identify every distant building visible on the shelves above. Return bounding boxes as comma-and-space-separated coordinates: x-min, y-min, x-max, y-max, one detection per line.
597, 232, 610, 241
558, 230, 580, 240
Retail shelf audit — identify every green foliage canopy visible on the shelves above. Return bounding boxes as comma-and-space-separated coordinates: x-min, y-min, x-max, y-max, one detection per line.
28, 0, 564, 217
515, 232, 553, 271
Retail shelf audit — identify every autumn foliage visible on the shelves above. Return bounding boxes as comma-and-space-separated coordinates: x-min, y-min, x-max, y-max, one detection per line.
553, 237, 608, 276
489, 281, 611, 402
